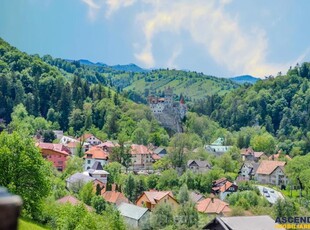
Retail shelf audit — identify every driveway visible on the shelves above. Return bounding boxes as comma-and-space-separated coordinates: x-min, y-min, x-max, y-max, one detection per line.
256, 185, 284, 204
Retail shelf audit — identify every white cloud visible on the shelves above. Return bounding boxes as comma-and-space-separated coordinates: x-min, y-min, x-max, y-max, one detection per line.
81, 0, 135, 19
132, 0, 288, 77
105, 0, 136, 17
81, 0, 102, 20
81, 0, 305, 77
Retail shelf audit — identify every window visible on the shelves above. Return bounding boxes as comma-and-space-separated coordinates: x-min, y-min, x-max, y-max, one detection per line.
58, 161, 63, 165
87, 160, 91, 164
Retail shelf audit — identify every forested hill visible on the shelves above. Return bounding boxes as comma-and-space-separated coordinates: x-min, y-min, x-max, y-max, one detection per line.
193, 64, 310, 149
43, 56, 239, 103
0, 37, 169, 144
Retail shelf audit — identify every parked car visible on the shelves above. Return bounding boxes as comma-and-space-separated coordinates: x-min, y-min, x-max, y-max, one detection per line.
263, 188, 268, 193
265, 193, 270, 198
270, 189, 274, 193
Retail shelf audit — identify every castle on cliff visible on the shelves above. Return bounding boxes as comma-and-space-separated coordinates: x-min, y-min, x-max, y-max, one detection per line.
148, 88, 186, 133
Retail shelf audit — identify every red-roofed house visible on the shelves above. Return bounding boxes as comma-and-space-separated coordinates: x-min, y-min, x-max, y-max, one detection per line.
212, 178, 238, 200
268, 151, 292, 161
196, 196, 231, 215
98, 141, 119, 153
37, 142, 70, 171
102, 187, 129, 206
136, 190, 179, 211
57, 195, 93, 211
255, 160, 287, 186
83, 146, 109, 170
130, 144, 154, 170
78, 133, 103, 146
241, 147, 266, 162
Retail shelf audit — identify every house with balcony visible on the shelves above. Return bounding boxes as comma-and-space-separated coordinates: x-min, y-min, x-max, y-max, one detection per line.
83, 146, 109, 170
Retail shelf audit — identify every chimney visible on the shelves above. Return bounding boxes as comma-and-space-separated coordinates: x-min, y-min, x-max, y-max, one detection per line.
210, 194, 215, 203
112, 184, 116, 192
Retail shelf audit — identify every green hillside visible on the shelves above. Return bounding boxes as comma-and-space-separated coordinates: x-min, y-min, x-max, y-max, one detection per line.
19, 219, 46, 230
123, 69, 239, 101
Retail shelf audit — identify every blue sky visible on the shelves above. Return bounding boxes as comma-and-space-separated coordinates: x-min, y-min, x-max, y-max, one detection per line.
1, 0, 310, 78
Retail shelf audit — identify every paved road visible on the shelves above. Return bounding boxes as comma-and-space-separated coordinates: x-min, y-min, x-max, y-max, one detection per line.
256, 185, 284, 204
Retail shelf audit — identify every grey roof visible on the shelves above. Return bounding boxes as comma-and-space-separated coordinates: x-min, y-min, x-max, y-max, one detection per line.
219, 215, 284, 230
242, 161, 260, 175
66, 173, 96, 184
154, 147, 166, 154
117, 202, 148, 220
189, 191, 204, 203
91, 161, 104, 170
187, 160, 211, 168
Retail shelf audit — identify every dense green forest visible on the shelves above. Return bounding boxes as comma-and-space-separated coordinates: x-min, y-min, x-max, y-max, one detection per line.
190, 64, 310, 154
0, 37, 169, 144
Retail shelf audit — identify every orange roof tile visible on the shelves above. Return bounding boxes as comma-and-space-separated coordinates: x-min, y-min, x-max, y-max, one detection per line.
130, 144, 153, 155
142, 190, 175, 205
77, 133, 94, 142
256, 160, 286, 175
37, 142, 69, 156
57, 195, 93, 211
196, 198, 230, 214
102, 191, 129, 206
84, 146, 109, 160
219, 181, 233, 193
151, 154, 161, 160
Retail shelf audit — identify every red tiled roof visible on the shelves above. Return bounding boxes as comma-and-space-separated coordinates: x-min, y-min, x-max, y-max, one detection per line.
254, 152, 265, 158
66, 142, 79, 148
57, 195, 93, 211
77, 133, 93, 141
256, 160, 286, 175
241, 148, 254, 155
84, 146, 109, 160
268, 153, 292, 160
130, 144, 153, 155
196, 198, 230, 214
219, 181, 233, 192
37, 142, 69, 156
98, 141, 119, 148
143, 190, 175, 205
152, 154, 161, 160
102, 191, 129, 206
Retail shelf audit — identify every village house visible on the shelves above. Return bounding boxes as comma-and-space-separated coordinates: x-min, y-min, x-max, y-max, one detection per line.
255, 160, 288, 187
211, 178, 238, 200
37, 142, 70, 171
187, 159, 212, 173
84, 162, 109, 184
66, 172, 105, 193
57, 195, 93, 211
240, 147, 266, 162
196, 196, 231, 215
136, 190, 179, 211
98, 140, 119, 153
203, 215, 285, 230
83, 146, 109, 170
102, 185, 129, 206
269, 151, 292, 161
60, 135, 78, 145
78, 133, 103, 146
52, 130, 64, 140
205, 138, 232, 156
117, 202, 149, 228
237, 161, 260, 181
130, 144, 154, 170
